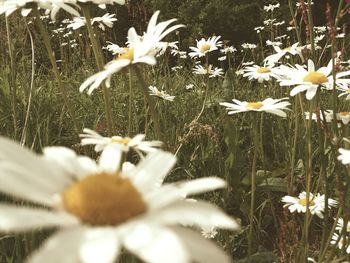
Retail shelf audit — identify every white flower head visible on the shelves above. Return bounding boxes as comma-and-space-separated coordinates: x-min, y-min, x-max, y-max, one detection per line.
331, 233, 350, 254
193, 64, 224, 78
148, 86, 175, 101
80, 10, 184, 94
80, 128, 163, 156
277, 59, 350, 100
281, 191, 337, 219
220, 97, 291, 118
338, 148, 350, 165
188, 36, 222, 58
0, 136, 240, 263
264, 42, 301, 66
243, 64, 279, 83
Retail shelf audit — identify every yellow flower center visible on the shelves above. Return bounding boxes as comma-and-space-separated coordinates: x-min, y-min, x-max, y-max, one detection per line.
303, 72, 328, 84
200, 43, 211, 53
111, 137, 131, 145
283, 47, 291, 52
116, 48, 134, 61
338, 112, 350, 116
62, 173, 146, 226
257, 67, 271, 73
298, 198, 315, 206
247, 102, 264, 110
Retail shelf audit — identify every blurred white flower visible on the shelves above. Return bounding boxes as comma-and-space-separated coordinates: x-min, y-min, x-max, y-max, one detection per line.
80, 128, 163, 155
220, 98, 291, 118
0, 137, 239, 263
338, 148, 350, 165
193, 65, 224, 78
189, 36, 222, 58
149, 86, 175, 101
263, 3, 280, 12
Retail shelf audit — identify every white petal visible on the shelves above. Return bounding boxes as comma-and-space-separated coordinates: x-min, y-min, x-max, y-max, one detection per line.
123, 224, 188, 263
172, 227, 232, 263
99, 144, 122, 173
127, 151, 176, 194
0, 204, 79, 233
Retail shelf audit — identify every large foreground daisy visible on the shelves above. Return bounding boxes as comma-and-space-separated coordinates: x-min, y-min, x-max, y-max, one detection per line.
0, 137, 239, 263
219, 97, 291, 117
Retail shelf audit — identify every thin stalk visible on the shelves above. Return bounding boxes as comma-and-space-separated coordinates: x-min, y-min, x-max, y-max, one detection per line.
289, 96, 300, 195
288, 0, 303, 46
33, 9, 80, 135
248, 115, 259, 257
5, 16, 18, 138
82, 5, 114, 136
21, 24, 35, 145
306, 0, 315, 57
128, 68, 133, 136
134, 66, 163, 142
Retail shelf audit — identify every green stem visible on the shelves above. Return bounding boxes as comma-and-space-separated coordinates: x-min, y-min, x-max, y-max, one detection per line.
6, 16, 18, 138
288, 0, 303, 47
128, 68, 133, 137
134, 66, 163, 142
82, 5, 114, 136
33, 9, 80, 135
248, 115, 259, 257
306, 0, 315, 58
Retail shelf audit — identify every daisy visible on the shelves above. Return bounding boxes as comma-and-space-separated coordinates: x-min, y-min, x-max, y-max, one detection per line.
188, 36, 222, 58
278, 59, 350, 100
193, 65, 224, 78
80, 128, 163, 155
281, 191, 337, 219
338, 85, 350, 100
201, 226, 218, 239
243, 64, 279, 83
264, 42, 300, 66
336, 112, 350, 125
0, 137, 239, 263
0, 0, 80, 19
79, 10, 184, 94
338, 148, 350, 165
219, 98, 291, 118
148, 86, 175, 101
336, 218, 350, 232
91, 13, 118, 31
304, 110, 333, 123
331, 233, 350, 253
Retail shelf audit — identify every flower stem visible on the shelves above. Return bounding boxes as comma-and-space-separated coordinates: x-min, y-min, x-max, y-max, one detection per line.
128, 68, 133, 137
133, 66, 163, 142
82, 5, 114, 136
33, 8, 80, 135
248, 115, 259, 257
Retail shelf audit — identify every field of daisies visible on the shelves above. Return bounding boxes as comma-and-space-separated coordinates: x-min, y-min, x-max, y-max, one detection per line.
0, 0, 350, 262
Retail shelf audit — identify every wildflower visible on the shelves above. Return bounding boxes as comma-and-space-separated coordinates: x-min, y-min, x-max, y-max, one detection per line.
0, 137, 239, 263
264, 42, 300, 65
331, 233, 350, 253
80, 128, 162, 155
263, 3, 280, 12
148, 86, 175, 101
220, 46, 236, 54
188, 36, 222, 58
304, 110, 333, 123
91, 13, 118, 31
336, 218, 350, 232
338, 148, 350, 165
201, 226, 218, 239
218, 56, 227, 61
277, 59, 350, 100
282, 192, 337, 218
193, 65, 224, 78
219, 98, 291, 117
103, 42, 124, 55
243, 64, 279, 83
80, 11, 184, 94
241, 43, 257, 50
186, 84, 194, 90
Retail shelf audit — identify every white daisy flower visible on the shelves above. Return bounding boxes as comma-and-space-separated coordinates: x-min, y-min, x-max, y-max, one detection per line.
241, 43, 257, 49
193, 65, 224, 78
185, 84, 194, 90
91, 13, 118, 31
243, 64, 279, 83
201, 226, 218, 239
277, 59, 350, 100
103, 41, 124, 55
188, 36, 222, 58
331, 233, 350, 253
219, 98, 291, 118
79, 10, 184, 94
338, 85, 350, 100
336, 112, 350, 125
148, 86, 175, 101
80, 128, 163, 155
264, 42, 300, 66
263, 3, 280, 12
281, 191, 337, 219
338, 148, 350, 165
220, 46, 236, 54
0, 0, 80, 19
0, 137, 239, 263
336, 218, 350, 232
66, 17, 86, 30
304, 110, 333, 123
